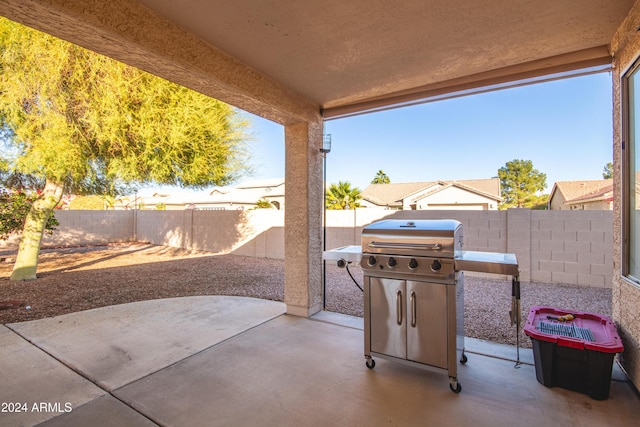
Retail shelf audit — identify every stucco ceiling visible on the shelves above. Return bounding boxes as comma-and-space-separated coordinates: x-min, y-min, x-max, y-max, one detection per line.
0, 0, 635, 122
136, 0, 634, 117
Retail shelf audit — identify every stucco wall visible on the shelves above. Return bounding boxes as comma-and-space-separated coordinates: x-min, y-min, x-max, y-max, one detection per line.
1, 209, 613, 288
549, 192, 567, 210
573, 200, 613, 210
611, 0, 640, 391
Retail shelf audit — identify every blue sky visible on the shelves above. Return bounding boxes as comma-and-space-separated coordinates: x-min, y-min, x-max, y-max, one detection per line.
243, 72, 613, 193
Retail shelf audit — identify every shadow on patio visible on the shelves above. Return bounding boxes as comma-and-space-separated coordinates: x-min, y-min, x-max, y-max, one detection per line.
1, 296, 638, 426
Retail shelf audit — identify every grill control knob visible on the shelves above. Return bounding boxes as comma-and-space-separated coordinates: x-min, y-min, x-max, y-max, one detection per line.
431, 259, 442, 272
367, 255, 377, 266
408, 258, 419, 270
388, 257, 397, 268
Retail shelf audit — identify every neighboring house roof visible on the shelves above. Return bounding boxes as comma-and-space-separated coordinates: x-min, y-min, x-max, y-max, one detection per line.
461, 178, 501, 197
205, 178, 285, 204
361, 179, 502, 208
234, 178, 285, 191
408, 180, 502, 204
143, 178, 285, 208
549, 179, 613, 208
567, 183, 614, 205
361, 182, 432, 207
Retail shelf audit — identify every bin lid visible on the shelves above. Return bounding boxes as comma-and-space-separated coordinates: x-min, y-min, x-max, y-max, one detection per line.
524, 306, 624, 353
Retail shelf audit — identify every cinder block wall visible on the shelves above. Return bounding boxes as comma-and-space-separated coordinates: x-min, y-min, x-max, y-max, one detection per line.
0, 210, 135, 249
325, 209, 613, 287
136, 209, 285, 259
136, 210, 191, 249
530, 210, 612, 287
0, 208, 613, 288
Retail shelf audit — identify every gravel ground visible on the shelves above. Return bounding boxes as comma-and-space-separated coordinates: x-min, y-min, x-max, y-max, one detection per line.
325, 263, 612, 348
0, 243, 612, 348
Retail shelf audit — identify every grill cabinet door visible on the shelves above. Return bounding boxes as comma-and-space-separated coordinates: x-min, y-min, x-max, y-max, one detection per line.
370, 277, 406, 359
406, 280, 448, 369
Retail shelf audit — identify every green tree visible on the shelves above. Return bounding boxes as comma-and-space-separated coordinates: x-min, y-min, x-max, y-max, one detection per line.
0, 189, 58, 240
253, 198, 274, 209
0, 166, 44, 192
603, 162, 613, 179
531, 194, 550, 210
68, 195, 104, 210
371, 170, 390, 184
497, 159, 547, 209
0, 18, 250, 280
1, 167, 58, 239
326, 181, 361, 210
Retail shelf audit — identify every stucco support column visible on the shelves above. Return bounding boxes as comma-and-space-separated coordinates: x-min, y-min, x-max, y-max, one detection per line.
284, 119, 324, 317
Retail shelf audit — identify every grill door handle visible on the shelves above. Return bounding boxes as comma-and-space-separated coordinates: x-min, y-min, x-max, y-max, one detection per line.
396, 290, 402, 325
368, 241, 443, 251
410, 291, 416, 327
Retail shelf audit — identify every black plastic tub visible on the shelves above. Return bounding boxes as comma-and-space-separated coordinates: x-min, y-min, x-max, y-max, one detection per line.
524, 306, 624, 400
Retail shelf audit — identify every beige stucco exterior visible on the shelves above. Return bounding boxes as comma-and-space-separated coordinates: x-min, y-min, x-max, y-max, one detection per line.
283, 121, 324, 317
611, 0, 640, 390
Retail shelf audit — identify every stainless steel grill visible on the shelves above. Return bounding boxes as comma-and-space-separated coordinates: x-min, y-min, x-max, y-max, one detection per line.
357, 219, 519, 393
360, 219, 466, 392
361, 219, 463, 281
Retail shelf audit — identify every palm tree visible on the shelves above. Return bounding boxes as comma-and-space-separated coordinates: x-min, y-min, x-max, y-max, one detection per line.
254, 198, 274, 209
326, 181, 362, 210
371, 170, 390, 184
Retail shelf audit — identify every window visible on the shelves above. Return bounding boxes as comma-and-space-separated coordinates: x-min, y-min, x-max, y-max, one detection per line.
623, 58, 640, 285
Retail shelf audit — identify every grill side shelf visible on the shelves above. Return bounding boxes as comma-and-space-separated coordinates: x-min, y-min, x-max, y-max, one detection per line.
454, 251, 519, 276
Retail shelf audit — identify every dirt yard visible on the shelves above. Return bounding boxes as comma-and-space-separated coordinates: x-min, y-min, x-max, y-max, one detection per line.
0, 243, 285, 323
0, 243, 612, 348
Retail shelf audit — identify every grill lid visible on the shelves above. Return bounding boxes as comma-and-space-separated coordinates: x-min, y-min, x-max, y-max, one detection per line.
361, 219, 463, 258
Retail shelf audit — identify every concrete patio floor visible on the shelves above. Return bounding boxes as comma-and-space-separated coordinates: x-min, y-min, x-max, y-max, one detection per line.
0, 296, 638, 427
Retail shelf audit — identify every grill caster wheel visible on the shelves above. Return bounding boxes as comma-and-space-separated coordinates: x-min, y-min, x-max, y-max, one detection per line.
449, 381, 462, 393
460, 353, 468, 364
366, 358, 375, 369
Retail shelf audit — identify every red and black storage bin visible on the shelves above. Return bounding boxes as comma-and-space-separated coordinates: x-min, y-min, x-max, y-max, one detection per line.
524, 306, 624, 400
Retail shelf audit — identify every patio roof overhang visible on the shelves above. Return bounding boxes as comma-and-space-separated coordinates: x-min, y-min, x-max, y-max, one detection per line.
0, 0, 634, 124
